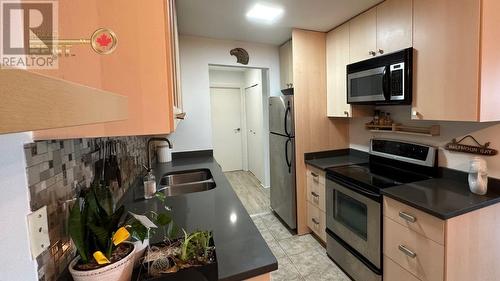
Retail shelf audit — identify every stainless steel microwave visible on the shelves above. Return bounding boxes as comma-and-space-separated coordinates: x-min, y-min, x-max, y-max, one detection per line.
347, 48, 412, 105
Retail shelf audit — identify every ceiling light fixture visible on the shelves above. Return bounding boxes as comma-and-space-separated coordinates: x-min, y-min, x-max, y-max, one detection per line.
246, 3, 284, 24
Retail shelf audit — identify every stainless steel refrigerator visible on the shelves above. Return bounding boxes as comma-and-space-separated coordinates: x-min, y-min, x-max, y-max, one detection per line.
269, 95, 296, 229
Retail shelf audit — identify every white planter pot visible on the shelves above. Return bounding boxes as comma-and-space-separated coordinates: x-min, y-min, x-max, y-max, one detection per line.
133, 239, 149, 268
68, 243, 135, 281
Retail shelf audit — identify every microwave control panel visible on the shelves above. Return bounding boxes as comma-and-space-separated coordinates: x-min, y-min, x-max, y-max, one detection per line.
389, 62, 405, 100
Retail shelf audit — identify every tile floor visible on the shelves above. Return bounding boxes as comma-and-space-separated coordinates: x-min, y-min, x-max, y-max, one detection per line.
251, 212, 350, 281
225, 170, 350, 281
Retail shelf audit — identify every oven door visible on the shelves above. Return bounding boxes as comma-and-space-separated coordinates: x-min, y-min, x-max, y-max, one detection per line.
347, 66, 388, 104
326, 178, 381, 269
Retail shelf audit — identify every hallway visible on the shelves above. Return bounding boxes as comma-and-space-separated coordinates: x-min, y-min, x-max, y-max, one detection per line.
224, 170, 270, 215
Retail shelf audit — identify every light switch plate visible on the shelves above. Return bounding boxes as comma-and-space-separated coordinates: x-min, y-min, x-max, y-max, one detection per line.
27, 206, 50, 259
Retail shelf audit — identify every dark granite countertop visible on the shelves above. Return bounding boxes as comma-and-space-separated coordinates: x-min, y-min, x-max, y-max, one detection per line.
382, 169, 500, 220
121, 156, 277, 281
304, 149, 369, 170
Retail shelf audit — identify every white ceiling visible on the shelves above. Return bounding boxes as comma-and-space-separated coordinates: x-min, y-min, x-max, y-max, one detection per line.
177, 0, 383, 45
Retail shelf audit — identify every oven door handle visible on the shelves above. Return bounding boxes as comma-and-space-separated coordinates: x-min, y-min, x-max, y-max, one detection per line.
328, 177, 381, 200
347, 184, 381, 199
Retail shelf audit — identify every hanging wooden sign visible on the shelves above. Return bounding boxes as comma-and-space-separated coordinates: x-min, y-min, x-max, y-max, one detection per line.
445, 135, 498, 156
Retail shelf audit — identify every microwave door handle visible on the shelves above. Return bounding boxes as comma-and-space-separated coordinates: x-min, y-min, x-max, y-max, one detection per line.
382, 66, 390, 100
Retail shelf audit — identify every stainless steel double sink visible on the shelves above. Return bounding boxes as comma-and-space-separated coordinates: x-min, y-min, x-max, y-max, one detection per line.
158, 169, 215, 196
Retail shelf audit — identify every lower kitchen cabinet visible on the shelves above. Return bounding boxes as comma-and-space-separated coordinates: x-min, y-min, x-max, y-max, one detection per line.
306, 165, 326, 242
383, 196, 500, 281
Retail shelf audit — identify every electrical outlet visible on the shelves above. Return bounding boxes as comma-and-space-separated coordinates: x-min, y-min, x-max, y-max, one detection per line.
27, 206, 50, 259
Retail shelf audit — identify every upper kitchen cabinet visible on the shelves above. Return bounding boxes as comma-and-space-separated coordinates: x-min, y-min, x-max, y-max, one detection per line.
376, 0, 413, 54
279, 40, 293, 90
0, 0, 128, 135
0, 70, 128, 135
349, 0, 412, 63
327, 23, 350, 117
349, 8, 377, 63
34, 0, 181, 140
412, 0, 500, 122
327, 23, 372, 118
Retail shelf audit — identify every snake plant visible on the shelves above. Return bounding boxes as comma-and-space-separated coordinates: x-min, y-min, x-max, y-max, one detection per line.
68, 182, 125, 264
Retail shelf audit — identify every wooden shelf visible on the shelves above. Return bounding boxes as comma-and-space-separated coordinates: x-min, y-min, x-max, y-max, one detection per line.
366, 123, 440, 136
0, 70, 128, 135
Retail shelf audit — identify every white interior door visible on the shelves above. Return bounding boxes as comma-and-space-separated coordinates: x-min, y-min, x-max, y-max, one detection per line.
245, 84, 264, 183
210, 87, 243, 171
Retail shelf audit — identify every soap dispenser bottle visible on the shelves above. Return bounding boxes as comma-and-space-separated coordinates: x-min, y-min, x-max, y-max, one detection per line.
143, 168, 157, 199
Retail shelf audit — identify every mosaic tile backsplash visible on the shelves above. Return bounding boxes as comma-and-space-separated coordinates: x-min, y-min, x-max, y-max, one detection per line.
24, 136, 150, 281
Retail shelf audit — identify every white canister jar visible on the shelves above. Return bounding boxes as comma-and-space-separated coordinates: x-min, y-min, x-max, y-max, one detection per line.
468, 157, 488, 195
157, 145, 172, 163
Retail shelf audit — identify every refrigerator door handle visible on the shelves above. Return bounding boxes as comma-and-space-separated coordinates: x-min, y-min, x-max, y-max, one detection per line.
284, 102, 291, 137
285, 138, 292, 173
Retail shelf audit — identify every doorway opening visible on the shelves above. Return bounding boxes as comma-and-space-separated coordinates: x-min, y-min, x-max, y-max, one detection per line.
208, 65, 271, 214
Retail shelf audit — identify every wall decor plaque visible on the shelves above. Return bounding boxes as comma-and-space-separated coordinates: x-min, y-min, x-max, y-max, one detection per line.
230, 48, 249, 65
445, 135, 498, 156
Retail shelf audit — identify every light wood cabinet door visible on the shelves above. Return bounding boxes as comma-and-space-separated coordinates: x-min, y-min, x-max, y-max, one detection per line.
306, 165, 326, 212
383, 196, 445, 245
349, 8, 377, 63
384, 256, 421, 281
376, 0, 413, 54
34, 0, 177, 139
326, 23, 351, 117
412, 0, 480, 121
306, 201, 326, 242
384, 217, 444, 281
279, 40, 293, 89
33, 0, 101, 87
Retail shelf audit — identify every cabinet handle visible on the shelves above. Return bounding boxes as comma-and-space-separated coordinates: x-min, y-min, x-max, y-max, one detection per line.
312, 218, 320, 225
378, 49, 384, 54
175, 112, 186, 120
344, 111, 349, 116
311, 172, 319, 182
369, 51, 376, 56
398, 245, 417, 258
399, 211, 417, 223
311, 191, 319, 198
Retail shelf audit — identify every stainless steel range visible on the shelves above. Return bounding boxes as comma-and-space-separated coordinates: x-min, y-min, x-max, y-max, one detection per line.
325, 139, 437, 281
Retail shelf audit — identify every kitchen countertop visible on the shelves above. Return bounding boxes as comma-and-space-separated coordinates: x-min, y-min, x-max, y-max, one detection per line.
120, 156, 277, 281
382, 169, 500, 220
304, 148, 369, 170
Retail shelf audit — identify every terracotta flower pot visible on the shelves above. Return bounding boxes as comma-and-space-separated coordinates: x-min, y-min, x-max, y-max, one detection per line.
68, 243, 135, 281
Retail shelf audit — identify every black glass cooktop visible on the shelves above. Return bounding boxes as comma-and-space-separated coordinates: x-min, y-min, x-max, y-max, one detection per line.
326, 163, 431, 193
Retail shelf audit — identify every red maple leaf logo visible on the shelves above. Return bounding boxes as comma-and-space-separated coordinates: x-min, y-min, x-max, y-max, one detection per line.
96, 33, 112, 47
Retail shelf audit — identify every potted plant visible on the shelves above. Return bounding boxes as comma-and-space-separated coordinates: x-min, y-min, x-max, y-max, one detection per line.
139, 229, 217, 281
68, 183, 135, 281
125, 208, 177, 267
